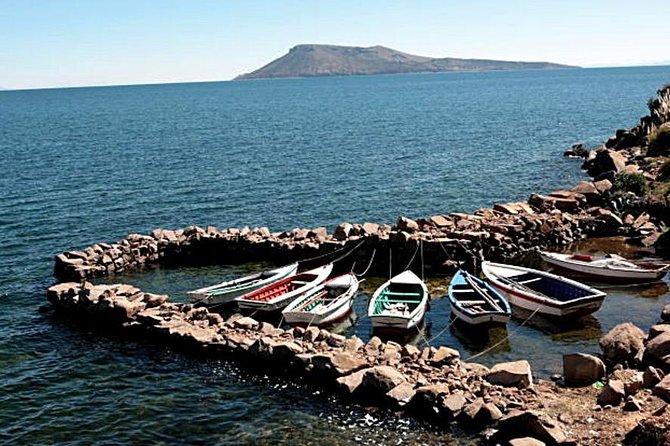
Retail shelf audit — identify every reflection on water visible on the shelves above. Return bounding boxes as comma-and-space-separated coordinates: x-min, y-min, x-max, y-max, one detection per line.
449, 322, 511, 355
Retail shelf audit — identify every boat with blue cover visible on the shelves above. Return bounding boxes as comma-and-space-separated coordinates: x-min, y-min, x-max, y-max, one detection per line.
481, 261, 606, 318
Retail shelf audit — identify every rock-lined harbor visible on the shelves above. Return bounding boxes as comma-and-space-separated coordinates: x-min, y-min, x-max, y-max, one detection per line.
46, 279, 670, 445
44, 84, 670, 444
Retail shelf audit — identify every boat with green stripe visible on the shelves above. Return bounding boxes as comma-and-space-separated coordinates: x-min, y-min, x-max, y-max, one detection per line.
282, 274, 359, 327
367, 270, 428, 331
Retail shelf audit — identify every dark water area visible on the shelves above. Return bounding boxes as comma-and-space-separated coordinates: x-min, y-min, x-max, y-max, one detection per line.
2, 66, 670, 444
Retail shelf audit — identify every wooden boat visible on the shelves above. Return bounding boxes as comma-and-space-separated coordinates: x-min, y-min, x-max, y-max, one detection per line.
447, 270, 511, 325
282, 274, 359, 327
539, 251, 669, 284
187, 263, 298, 305
481, 261, 606, 318
235, 263, 333, 312
368, 270, 428, 331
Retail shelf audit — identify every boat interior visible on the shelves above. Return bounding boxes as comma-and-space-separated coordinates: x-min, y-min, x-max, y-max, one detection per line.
505, 272, 594, 301
373, 283, 423, 316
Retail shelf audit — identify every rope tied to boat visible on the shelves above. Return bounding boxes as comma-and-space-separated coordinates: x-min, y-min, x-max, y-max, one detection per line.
353, 248, 377, 278
462, 303, 544, 362
402, 240, 421, 271
297, 238, 366, 268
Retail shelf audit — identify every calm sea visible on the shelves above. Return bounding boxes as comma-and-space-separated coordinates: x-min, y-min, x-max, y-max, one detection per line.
1, 66, 670, 444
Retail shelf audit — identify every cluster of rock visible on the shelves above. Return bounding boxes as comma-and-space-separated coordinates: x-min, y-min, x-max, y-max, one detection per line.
47, 281, 571, 445
563, 84, 670, 252
54, 189, 661, 283
557, 301, 670, 444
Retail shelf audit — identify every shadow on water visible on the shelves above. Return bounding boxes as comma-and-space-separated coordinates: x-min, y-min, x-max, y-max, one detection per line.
598, 281, 670, 300
448, 320, 511, 355
512, 307, 603, 342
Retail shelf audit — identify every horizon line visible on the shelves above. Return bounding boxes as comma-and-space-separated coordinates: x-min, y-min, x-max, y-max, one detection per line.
2, 63, 669, 92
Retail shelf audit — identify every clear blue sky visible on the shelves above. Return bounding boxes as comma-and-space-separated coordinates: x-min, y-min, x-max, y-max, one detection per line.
2, 0, 669, 89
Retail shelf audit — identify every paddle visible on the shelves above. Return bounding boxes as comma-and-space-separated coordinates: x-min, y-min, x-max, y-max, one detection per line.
462, 271, 504, 313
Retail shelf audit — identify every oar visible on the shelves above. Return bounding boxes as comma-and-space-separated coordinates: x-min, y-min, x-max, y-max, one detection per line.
463, 271, 504, 313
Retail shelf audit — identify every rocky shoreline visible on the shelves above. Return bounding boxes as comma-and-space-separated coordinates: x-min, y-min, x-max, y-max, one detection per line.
46, 85, 670, 444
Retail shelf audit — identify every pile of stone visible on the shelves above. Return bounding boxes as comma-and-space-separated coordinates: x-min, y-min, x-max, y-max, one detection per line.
47, 281, 570, 445
54, 184, 659, 284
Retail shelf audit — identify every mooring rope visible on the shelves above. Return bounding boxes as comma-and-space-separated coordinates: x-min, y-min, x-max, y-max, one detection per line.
402, 241, 421, 271
353, 248, 377, 277
296, 238, 366, 267
462, 303, 544, 362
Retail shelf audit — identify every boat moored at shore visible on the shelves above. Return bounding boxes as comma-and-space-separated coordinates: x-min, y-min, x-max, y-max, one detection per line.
447, 270, 511, 326
368, 270, 428, 331
539, 251, 669, 284
481, 261, 606, 318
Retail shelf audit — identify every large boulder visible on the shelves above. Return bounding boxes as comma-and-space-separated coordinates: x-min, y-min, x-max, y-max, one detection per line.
644, 331, 670, 371
311, 352, 368, 378
486, 360, 533, 388
562, 353, 605, 386
396, 216, 420, 232
583, 148, 627, 177
359, 366, 408, 398
653, 375, 670, 402
599, 323, 645, 365
492, 410, 566, 445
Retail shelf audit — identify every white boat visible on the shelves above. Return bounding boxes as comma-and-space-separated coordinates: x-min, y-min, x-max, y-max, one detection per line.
187, 263, 298, 305
368, 270, 429, 331
540, 251, 669, 284
481, 261, 606, 318
447, 269, 511, 326
235, 263, 333, 312
282, 274, 359, 327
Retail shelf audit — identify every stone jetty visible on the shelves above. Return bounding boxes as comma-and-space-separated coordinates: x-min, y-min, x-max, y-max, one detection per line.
46, 280, 670, 444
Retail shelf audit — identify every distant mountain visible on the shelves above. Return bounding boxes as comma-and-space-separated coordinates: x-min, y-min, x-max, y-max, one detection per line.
235, 44, 578, 80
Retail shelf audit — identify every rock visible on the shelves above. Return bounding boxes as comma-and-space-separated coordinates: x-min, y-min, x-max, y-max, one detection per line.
611, 369, 644, 396
359, 366, 407, 397
645, 331, 670, 366
623, 395, 642, 412
562, 353, 605, 386
303, 326, 321, 343
460, 398, 503, 428
583, 148, 627, 177
311, 352, 368, 377
396, 216, 419, 232
593, 179, 613, 193
360, 222, 380, 235
142, 292, 168, 308
428, 215, 452, 227
402, 344, 420, 359
563, 143, 589, 158
441, 393, 467, 418
662, 303, 670, 323
307, 226, 328, 239
509, 438, 546, 446
233, 317, 260, 331
571, 181, 600, 203
343, 336, 364, 352
493, 410, 566, 445
486, 360, 533, 388
333, 223, 353, 241
430, 346, 460, 366
386, 381, 415, 408
336, 368, 370, 395
653, 375, 670, 402
643, 366, 664, 388
599, 322, 645, 364
271, 341, 303, 360
597, 379, 625, 406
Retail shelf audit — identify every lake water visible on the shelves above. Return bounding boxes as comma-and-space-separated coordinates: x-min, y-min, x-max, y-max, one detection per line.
2, 66, 670, 444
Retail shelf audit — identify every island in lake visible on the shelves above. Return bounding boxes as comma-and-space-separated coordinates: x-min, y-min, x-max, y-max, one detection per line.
235, 44, 579, 80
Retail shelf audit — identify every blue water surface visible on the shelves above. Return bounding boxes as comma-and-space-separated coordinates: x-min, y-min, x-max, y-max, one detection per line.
1, 66, 670, 444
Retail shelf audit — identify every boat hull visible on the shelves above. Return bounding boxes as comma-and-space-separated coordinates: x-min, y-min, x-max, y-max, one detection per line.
481, 261, 606, 319
540, 252, 668, 284
188, 263, 298, 305
446, 270, 511, 326
282, 274, 358, 327
367, 270, 429, 331
448, 303, 510, 325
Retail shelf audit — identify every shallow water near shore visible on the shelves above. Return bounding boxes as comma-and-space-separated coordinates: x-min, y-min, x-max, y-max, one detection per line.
2, 66, 670, 444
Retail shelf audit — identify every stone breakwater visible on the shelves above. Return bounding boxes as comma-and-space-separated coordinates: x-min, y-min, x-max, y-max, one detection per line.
46, 281, 670, 445
54, 192, 657, 283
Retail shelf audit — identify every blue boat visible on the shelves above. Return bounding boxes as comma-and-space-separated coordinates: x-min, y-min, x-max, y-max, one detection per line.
447, 270, 511, 326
